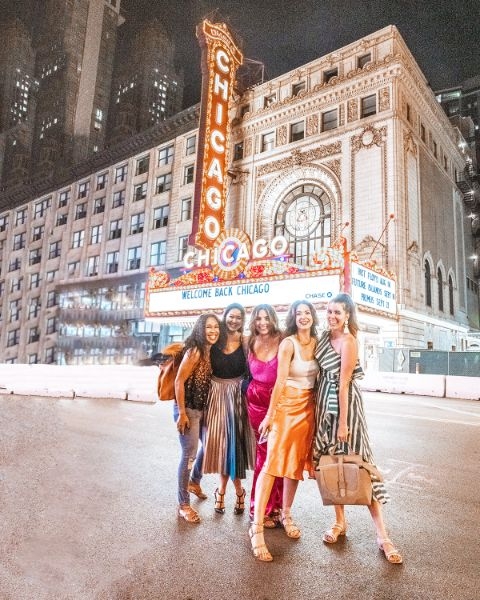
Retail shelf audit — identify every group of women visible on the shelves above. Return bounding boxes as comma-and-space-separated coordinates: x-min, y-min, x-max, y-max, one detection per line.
173, 295, 403, 565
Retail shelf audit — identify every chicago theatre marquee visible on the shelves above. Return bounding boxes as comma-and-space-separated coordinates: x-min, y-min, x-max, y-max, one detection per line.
146, 21, 477, 357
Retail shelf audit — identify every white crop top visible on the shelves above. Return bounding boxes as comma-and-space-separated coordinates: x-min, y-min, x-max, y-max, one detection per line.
285, 336, 319, 390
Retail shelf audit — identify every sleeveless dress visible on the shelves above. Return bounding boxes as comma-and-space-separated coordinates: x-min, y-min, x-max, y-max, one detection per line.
203, 344, 256, 479
263, 336, 319, 481
314, 330, 390, 504
246, 354, 283, 518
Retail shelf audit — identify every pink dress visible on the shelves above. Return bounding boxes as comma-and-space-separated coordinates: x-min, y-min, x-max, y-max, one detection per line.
246, 354, 283, 519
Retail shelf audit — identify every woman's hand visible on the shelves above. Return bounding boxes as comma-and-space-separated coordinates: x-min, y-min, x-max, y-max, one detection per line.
258, 414, 273, 438
176, 412, 189, 435
337, 421, 349, 443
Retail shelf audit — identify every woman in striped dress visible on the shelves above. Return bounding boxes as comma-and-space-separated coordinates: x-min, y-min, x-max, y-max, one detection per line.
203, 303, 256, 514
314, 293, 403, 564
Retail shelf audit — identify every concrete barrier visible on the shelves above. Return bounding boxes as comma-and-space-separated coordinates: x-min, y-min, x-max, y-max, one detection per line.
445, 376, 480, 401
361, 370, 446, 397
0, 364, 158, 403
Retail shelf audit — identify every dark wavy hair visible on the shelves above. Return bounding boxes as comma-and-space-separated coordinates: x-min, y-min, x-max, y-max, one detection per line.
217, 303, 246, 349
248, 304, 281, 353
184, 312, 221, 358
284, 299, 319, 338
330, 293, 359, 338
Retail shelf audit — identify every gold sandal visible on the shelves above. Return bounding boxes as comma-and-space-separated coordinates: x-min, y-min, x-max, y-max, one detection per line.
249, 523, 273, 562
188, 481, 207, 499
177, 504, 201, 523
281, 509, 301, 539
323, 522, 347, 544
377, 537, 403, 564
214, 488, 225, 514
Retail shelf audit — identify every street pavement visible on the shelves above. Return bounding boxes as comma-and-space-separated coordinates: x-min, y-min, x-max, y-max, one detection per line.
0, 391, 479, 600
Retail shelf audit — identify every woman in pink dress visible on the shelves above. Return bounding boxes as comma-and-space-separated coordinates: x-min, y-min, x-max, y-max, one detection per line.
245, 304, 283, 527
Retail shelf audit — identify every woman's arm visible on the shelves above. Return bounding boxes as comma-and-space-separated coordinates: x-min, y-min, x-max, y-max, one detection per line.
337, 335, 358, 442
174, 347, 201, 434
258, 338, 294, 435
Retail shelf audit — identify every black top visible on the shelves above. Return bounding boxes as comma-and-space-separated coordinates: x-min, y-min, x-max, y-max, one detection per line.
210, 344, 246, 379
184, 351, 212, 410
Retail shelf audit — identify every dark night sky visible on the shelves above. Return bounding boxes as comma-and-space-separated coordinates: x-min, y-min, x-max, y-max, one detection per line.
122, 0, 480, 108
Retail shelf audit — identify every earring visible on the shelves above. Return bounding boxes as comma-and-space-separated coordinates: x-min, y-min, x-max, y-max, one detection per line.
344, 319, 349, 333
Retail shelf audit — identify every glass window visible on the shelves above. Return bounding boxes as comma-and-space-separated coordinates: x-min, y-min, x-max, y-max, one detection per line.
32, 225, 44, 241
183, 165, 194, 185
96, 173, 108, 190
290, 121, 304, 142
10, 277, 22, 292
150, 241, 166, 267
127, 247, 141, 270
185, 136, 196, 156
177, 235, 188, 261
437, 268, 444, 312
106, 251, 119, 273
75, 202, 87, 219
158, 144, 174, 165
28, 297, 41, 318
109, 219, 122, 239
0, 215, 8, 231
261, 132, 275, 152
9, 299, 21, 322
115, 164, 128, 183
322, 109, 338, 131
94, 197, 105, 214
292, 82, 305, 96
181, 197, 192, 221
46, 317, 57, 335
78, 181, 89, 198
30, 273, 41, 289
46, 269, 57, 282
34, 198, 50, 219
112, 190, 125, 208
361, 94, 376, 118
156, 173, 172, 194
264, 93, 276, 108
68, 261, 79, 274
357, 53, 371, 68
134, 182, 147, 201
29, 248, 42, 265
90, 224, 103, 244
86, 255, 99, 276
425, 261, 432, 307
9, 258, 21, 272
29, 326, 40, 343
448, 275, 454, 316
153, 205, 169, 229
130, 213, 145, 235
136, 155, 150, 175
56, 213, 67, 226
72, 230, 85, 248
16, 208, 27, 226
13, 232, 26, 250
46, 290, 57, 308
323, 68, 338, 83
7, 329, 20, 347
48, 241, 61, 259
45, 347, 56, 364
58, 190, 70, 207
233, 142, 244, 161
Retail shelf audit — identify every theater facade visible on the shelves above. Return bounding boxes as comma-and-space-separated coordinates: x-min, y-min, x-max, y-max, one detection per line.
0, 24, 478, 365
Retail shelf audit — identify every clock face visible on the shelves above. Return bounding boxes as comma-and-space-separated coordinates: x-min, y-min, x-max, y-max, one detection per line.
285, 195, 321, 237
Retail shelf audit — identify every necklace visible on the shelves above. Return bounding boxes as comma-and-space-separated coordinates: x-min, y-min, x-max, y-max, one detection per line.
296, 335, 312, 346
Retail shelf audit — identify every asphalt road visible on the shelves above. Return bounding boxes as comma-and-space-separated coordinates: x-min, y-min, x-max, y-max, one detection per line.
0, 391, 479, 600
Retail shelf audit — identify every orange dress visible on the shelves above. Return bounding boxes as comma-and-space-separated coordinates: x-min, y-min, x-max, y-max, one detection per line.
263, 336, 319, 481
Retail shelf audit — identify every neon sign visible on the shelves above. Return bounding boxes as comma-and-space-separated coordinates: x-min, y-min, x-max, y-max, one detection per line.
190, 20, 243, 249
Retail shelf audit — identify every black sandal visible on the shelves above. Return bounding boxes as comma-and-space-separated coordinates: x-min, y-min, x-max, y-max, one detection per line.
214, 488, 225, 514
234, 488, 246, 515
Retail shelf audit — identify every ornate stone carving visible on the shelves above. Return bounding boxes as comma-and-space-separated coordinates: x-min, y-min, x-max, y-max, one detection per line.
325, 159, 341, 179
244, 137, 252, 157
403, 131, 417, 156
347, 99, 358, 122
351, 125, 386, 153
339, 104, 344, 127
256, 142, 341, 177
256, 178, 268, 200
379, 86, 390, 112
277, 125, 287, 146
407, 240, 419, 254
306, 114, 319, 136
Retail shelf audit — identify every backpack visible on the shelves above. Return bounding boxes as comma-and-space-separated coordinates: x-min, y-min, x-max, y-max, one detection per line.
157, 342, 184, 401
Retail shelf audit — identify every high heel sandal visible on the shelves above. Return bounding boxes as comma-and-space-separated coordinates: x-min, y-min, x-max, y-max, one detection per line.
280, 509, 301, 539
323, 522, 347, 544
187, 481, 207, 500
214, 488, 225, 514
177, 505, 201, 523
377, 537, 403, 564
234, 488, 246, 515
249, 523, 273, 562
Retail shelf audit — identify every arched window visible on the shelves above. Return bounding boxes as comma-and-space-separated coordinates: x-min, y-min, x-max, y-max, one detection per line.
425, 260, 432, 307
448, 275, 454, 316
274, 184, 331, 266
437, 268, 444, 312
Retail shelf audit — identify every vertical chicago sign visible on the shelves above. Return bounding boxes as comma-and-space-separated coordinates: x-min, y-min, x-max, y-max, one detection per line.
189, 20, 243, 249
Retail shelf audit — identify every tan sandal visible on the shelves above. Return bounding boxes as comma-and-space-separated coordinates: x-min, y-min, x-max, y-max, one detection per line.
281, 509, 301, 539
177, 504, 201, 523
323, 522, 347, 544
249, 523, 273, 562
188, 481, 207, 499
377, 537, 403, 564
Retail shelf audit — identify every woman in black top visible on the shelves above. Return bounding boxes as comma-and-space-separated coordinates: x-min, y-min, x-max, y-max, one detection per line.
174, 312, 220, 523
203, 303, 256, 515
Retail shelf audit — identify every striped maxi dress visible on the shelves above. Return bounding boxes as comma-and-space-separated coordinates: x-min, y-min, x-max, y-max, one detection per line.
313, 330, 390, 504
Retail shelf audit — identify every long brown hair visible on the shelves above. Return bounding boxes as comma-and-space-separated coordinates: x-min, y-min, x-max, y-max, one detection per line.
284, 299, 319, 338
248, 304, 281, 353
330, 293, 359, 338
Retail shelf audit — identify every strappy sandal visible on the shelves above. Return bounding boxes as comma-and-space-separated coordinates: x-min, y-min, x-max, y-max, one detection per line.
249, 523, 273, 562
214, 488, 225, 514
281, 509, 301, 539
377, 537, 403, 564
264, 510, 281, 529
177, 504, 201, 523
188, 481, 207, 499
323, 522, 347, 544
234, 488, 246, 515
